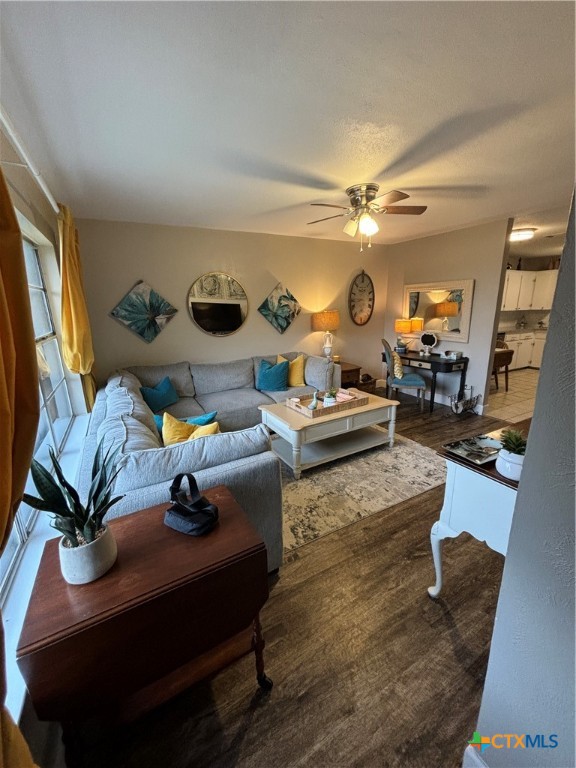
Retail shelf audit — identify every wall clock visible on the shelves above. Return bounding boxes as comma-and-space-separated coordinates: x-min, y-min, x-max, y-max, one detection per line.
348, 270, 375, 326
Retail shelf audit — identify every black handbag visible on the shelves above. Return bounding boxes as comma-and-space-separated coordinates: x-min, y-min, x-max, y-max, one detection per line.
164, 473, 219, 536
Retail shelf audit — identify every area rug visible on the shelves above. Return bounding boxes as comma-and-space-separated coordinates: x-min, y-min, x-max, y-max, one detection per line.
282, 434, 446, 551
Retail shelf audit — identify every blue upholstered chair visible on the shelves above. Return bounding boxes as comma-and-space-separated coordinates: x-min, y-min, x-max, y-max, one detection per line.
382, 339, 426, 411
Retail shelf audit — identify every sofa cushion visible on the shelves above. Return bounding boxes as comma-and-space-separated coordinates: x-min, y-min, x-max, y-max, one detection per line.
190, 358, 254, 395
304, 356, 334, 391
127, 362, 195, 397
114, 424, 271, 492
195, 390, 274, 432
257, 359, 289, 391
162, 412, 220, 445
261, 385, 316, 403
105, 370, 142, 394
162, 397, 208, 419
97, 414, 161, 455
277, 353, 305, 386
140, 376, 179, 413
105, 386, 158, 436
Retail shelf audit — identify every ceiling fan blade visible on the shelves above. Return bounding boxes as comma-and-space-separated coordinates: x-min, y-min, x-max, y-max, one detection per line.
307, 213, 348, 225
371, 190, 410, 206
311, 203, 352, 210
378, 205, 428, 215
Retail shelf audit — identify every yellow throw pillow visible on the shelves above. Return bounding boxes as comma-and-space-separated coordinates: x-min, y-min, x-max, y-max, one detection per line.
186, 422, 220, 441
391, 351, 404, 380
277, 353, 305, 387
163, 412, 220, 445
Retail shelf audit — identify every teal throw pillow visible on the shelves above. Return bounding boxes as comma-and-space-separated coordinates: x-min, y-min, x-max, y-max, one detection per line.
257, 359, 289, 391
140, 376, 179, 413
153, 411, 217, 433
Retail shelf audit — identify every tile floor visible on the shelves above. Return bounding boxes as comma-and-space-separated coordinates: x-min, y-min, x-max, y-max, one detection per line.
484, 367, 540, 423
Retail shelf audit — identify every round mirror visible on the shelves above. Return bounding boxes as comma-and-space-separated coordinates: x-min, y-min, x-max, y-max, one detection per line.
188, 272, 248, 336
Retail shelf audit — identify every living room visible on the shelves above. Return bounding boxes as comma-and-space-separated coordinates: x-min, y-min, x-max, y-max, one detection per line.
1, 3, 574, 768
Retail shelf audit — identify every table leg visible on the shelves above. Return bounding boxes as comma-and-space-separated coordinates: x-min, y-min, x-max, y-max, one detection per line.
292, 445, 302, 479
429, 373, 438, 413
427, 520, 457, 598
252, 614, 273, 691
458, 362, 468, 401
388, 406, 397, 447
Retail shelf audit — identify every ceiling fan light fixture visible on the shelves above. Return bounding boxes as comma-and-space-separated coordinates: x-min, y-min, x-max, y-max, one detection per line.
358, 211, 379, 236
510, 228, 537, 242
343, 217, 359, 237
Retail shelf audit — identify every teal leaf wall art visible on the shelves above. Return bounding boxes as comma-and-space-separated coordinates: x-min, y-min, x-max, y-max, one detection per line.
258, 282, 301, 334
110, 280, 177, 343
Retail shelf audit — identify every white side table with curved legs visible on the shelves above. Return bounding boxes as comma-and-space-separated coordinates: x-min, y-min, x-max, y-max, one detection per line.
428, 451, 518, 598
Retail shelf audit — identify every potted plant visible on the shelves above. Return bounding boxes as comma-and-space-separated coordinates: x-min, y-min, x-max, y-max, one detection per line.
323, 387, 338, 406
495, 428, 527, 481
23, 440, 124, 584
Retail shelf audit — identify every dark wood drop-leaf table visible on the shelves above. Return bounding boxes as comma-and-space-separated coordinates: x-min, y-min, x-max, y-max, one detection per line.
17, 485, 272, 762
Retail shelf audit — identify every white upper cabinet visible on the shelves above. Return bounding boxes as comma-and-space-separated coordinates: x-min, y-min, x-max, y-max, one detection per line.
501, 269, 558, 311
531, 270, 559, 310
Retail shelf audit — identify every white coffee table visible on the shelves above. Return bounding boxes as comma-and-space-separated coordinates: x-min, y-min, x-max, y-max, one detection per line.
259, 391, 399, 479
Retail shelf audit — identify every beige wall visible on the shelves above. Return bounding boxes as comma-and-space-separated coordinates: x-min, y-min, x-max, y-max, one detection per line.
78, 217, 511, 403
77, 218, 392, 385
385, 220, 511, 410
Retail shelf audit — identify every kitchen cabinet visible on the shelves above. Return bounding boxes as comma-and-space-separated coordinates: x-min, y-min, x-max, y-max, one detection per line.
501, 269, 559, 311
501, 271, 535, 310
505, 332, 534, 370
531, 270, 558, 310
531, 330, 547, 369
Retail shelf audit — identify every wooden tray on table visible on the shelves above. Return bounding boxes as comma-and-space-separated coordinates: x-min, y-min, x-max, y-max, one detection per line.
285, 389, 369, 419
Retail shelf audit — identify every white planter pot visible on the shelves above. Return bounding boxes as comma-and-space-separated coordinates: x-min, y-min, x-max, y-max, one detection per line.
323, 397, 336, 407
59, 525, 117, 585
495, 449, 524, 481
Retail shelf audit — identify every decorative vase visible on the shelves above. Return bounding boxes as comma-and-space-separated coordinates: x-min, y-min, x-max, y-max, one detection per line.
59, 525, 118, 585
495, 449, 524, 481
307, 391, 318, 410
323, 396, 336, 407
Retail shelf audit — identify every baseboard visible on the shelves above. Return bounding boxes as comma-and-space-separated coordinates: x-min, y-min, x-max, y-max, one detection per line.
462, 744, 490, 767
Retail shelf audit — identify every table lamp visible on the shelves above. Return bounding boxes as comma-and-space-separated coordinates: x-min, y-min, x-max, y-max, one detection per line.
394, 318, 412, 350
311, 310, 340, 358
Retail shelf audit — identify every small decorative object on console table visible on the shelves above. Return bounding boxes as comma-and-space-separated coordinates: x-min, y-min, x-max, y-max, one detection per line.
23, 440, 123, 585
419, 331, 438, 356
495, 428, 527, 481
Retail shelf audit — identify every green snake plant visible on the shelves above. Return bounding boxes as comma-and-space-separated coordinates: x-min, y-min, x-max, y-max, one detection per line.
500, 428, 527, 456
22, 440, 124, 547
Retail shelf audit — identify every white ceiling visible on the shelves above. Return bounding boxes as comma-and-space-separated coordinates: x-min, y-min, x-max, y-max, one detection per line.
1, 2, 574, 251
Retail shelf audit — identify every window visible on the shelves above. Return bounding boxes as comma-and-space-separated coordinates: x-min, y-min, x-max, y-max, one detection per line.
0, 239, 74, 597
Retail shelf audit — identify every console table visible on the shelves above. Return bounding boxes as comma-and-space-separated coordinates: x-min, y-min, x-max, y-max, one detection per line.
427, 447, 518, 598
17, 486, 272, 755
382, 351, 469, 412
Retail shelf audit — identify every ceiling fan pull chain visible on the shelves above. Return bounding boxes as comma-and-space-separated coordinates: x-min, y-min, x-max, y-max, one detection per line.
360, 231, 364, 252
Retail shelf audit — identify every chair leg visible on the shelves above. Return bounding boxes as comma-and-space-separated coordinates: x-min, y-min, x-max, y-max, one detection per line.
494, 371, 499, 390
419, 389, 424, 412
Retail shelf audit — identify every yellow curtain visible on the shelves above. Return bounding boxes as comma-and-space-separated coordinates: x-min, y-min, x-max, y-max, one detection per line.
58, 204, 96, 410
0, 169, 39, 765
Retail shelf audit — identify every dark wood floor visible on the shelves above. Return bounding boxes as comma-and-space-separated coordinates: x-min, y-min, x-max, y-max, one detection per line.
24, 400, 523, 768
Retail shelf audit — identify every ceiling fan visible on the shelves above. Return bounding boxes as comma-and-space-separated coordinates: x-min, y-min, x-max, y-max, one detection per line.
307, 183, 427, 249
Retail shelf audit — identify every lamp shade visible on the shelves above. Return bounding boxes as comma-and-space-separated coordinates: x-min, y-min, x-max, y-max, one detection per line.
394, 319, 412, 334
410, 317, 424, 332
435, 301, 458, 318
311, 309, 340, 332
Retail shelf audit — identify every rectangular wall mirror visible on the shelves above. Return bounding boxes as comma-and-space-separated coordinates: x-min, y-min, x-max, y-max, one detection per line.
403, 279, 475, 343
